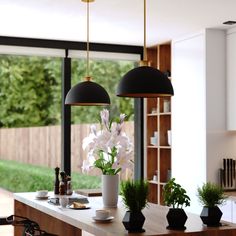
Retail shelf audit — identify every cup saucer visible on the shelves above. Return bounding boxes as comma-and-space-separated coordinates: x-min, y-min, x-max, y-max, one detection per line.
92, 216, 114, 222
35, 195, 49, 200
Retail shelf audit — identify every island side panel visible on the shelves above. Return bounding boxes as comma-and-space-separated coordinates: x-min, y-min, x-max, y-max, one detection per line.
14, 200, 82, 236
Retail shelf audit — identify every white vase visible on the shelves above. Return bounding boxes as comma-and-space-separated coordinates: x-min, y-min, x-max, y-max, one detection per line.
102, 174, 119, 208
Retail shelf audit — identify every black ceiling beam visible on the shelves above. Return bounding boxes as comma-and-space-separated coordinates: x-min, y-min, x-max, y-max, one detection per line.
0, 36, 143, 54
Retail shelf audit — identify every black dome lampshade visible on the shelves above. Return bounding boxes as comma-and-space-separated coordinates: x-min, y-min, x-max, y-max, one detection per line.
116, 0, 174, 98
117, 66, 174, 97
65, 0, 110, 106
65, 78, 110, 106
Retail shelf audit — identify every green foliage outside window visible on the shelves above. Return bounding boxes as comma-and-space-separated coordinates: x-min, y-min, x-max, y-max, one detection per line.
0, 56, 61, 127
0, 55, 135, 127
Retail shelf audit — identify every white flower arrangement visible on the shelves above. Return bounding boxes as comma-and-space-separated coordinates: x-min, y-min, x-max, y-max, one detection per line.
82, 109, 133, 175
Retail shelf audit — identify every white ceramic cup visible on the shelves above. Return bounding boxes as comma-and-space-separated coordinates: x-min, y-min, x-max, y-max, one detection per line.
150, 136, 157, 146
59, 197, 69, 208
96, 209, 110, 219
36, 190, 48, 198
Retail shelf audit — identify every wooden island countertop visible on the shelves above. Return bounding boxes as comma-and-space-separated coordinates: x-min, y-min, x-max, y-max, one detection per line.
14, 192, 236, 236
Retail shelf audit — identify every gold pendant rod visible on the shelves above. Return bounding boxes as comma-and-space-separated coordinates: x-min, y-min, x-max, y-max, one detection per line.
86, 0, 90, 77
143, 0, 147, 61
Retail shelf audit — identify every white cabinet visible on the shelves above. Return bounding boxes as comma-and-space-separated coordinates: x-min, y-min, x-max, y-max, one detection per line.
232, 200, 236, 223
220, 198, 236, 223
227, 27, 236, 130
220, 199, 232, 222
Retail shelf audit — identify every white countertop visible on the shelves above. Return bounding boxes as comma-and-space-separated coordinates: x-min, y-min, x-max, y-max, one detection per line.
14, 192, 127, 236
14, 192, 236, 236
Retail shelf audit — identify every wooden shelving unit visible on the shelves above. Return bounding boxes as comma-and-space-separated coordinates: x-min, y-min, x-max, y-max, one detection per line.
144, 43, 172, 205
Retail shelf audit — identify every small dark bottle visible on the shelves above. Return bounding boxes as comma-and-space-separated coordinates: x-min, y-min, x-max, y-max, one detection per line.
59, 171, 67, 195
54, 167, 60, 195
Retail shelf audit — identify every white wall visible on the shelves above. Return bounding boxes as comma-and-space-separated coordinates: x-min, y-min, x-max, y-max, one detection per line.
172, 32, 206, 214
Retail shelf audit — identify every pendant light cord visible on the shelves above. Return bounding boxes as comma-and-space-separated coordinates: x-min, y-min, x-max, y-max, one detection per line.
143, 0, 147, 61
86, 0, 90, 78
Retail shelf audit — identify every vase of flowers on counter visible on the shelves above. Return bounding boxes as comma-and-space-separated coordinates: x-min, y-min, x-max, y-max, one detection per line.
82, 109, 133, 207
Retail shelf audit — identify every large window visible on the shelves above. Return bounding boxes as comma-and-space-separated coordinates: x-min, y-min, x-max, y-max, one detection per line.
0, 48, 139, 192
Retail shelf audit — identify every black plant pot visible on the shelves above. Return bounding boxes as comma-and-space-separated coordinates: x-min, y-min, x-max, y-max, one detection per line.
122, 211, 145, 233
200, 206, 222, 226
166, 208, 188, 230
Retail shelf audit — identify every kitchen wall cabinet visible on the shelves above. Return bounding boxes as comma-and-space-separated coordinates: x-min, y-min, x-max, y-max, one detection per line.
226, 27, 236, 130
144, 43, 172, 205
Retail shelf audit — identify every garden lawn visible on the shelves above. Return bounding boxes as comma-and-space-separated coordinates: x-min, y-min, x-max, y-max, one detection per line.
0, 159, 101, 193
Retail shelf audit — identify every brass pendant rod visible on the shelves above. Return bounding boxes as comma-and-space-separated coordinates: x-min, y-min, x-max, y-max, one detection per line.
86, 0, 90, 77
143, 0, 147, 61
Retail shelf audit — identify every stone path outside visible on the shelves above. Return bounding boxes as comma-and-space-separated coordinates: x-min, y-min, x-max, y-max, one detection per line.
0, 188, 13, 236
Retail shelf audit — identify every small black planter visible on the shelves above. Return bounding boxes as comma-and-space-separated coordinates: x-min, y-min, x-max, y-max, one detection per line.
200, 206, 222, 226
166, 208, 188, 230
122, 211, 145, 233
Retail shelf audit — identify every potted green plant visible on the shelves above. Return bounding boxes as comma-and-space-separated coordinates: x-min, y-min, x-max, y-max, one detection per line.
197, 182, 227, 226
120, 179, 149, 233
163, 178, 190, 230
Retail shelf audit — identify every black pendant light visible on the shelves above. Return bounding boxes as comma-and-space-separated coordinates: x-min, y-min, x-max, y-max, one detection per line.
117, 0, 174, 98
65, 0, 110, 106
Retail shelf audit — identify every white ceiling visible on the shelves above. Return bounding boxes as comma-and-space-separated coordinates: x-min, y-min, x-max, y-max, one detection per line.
0, 0, 236, 46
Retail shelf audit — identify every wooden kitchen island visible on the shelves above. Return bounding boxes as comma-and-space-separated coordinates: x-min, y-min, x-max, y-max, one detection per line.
14, 192, 236, 236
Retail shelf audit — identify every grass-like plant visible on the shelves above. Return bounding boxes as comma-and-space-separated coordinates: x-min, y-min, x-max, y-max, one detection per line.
120, 179, 149, 212
0, 159, 101, 192
197, 182, 227, 208
163, 178, 190, 208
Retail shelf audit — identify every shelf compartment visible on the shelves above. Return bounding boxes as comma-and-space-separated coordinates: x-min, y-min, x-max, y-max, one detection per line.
147, 148, 158, 181
159, 97, 171, 113
159, 115, 171, 146
146, 98, 158, 114
148, 183, 158, 204
159, 149, 171, 183
147, 116, 158, 146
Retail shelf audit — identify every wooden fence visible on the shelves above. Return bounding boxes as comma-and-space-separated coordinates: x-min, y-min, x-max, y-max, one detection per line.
0, 122, 134, 174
